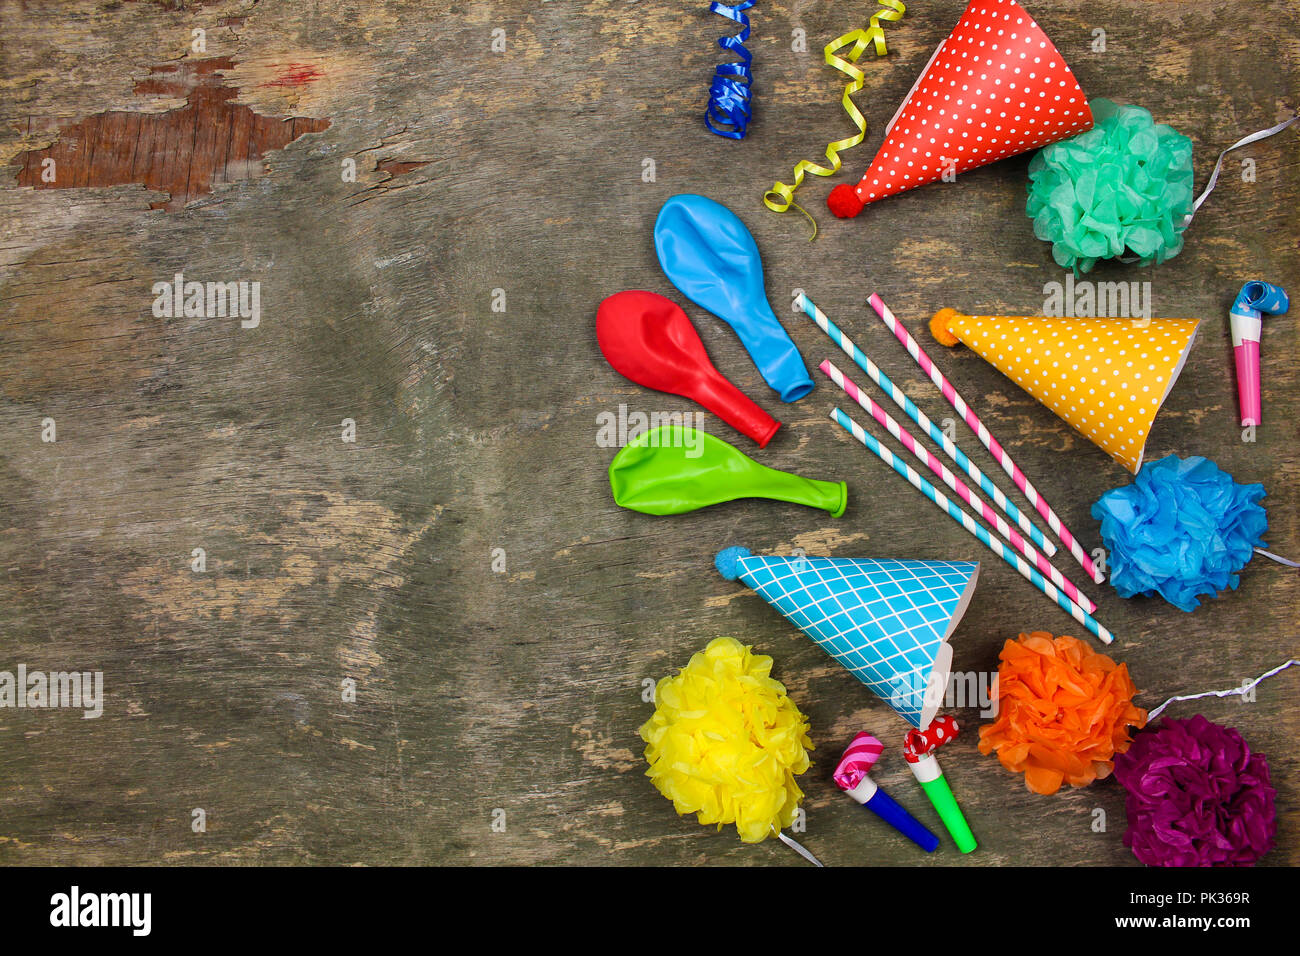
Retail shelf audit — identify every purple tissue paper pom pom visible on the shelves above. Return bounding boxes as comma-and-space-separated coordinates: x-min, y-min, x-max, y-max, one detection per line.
1113, 715, 1276, 867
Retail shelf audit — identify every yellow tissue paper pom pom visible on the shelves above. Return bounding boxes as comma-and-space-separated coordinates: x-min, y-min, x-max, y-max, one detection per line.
638, 636, 813, 843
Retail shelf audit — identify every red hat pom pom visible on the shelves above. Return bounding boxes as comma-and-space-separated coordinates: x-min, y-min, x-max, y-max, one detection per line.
827, 184, 865, 219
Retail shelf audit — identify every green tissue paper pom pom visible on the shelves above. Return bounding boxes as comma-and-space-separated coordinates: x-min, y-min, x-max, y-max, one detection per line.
1026, 99, 1193, 274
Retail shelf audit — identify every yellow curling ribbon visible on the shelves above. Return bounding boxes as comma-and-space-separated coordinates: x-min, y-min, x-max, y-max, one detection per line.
763, 0, 905, 239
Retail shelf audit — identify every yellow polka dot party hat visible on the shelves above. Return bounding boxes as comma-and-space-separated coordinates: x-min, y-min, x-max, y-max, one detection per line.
930, 308, 1200, 473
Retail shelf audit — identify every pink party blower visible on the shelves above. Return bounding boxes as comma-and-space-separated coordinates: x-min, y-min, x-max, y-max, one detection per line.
1230, 281, 1289, 426
834, 733, 940, 853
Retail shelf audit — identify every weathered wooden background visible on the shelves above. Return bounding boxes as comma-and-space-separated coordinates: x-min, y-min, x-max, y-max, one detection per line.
0, 0, 1296, 866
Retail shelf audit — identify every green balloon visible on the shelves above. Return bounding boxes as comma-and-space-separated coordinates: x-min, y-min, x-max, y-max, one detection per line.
609, 425, 847, 517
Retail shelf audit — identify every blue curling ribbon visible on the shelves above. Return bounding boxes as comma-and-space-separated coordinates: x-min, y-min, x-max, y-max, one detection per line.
704, 1, 756, 139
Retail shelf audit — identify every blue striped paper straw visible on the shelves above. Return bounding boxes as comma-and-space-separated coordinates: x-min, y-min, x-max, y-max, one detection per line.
798, 293, 1055, 558
822, 359, 1098, 614
830, 407, 1114, 645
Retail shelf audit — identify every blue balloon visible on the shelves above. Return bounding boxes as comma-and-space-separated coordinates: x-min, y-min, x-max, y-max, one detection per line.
654, 194, 813, 402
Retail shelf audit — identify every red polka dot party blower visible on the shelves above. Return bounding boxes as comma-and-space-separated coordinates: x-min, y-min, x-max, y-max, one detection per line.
902, 716, 977, 853
828, 0, 1093, 219
834, 732, 940, 853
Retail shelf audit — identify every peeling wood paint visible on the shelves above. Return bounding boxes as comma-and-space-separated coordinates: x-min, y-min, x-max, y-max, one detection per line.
13, 57, 330, 210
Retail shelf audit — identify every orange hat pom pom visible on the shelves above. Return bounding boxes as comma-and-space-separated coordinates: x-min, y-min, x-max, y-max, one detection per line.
929, 308, 962, 347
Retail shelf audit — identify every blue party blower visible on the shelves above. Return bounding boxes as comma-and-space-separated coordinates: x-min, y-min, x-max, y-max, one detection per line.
834, 732, 939, 853
654, 194, 814, 402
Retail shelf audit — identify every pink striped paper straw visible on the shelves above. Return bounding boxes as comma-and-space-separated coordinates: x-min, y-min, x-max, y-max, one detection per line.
830, 407, 1114, 645
797, 293, 1055, 556
821, 360, 1097, 614
867, 294, 1105, 585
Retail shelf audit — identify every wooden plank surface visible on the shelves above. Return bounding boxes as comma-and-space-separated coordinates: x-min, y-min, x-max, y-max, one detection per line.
0, 0, 1296, 866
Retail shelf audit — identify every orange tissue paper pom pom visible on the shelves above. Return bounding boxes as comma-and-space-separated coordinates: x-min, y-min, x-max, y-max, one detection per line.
978, 631, 1147, 795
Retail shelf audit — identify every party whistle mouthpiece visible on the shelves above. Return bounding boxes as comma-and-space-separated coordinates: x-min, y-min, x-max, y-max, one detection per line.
1230, 281, 1289, 427
834, 733, 940, 853
903, 717, 977, 854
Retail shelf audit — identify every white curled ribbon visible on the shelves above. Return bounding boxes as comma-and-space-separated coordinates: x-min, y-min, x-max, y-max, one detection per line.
1147, 658, 1300, 721
1184, 113, 1299, 226
774, 828, 824, 866
1255, 546, 1300, 568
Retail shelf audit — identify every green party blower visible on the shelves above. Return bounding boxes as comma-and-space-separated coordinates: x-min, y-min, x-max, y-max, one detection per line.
903, 716, 977, 854
609, 425, 847, 517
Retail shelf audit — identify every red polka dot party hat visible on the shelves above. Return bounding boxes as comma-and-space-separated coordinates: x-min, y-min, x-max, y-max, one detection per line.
828, 0, 1093, 219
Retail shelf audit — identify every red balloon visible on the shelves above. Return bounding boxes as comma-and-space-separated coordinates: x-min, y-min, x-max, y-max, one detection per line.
597, 290, 780, 447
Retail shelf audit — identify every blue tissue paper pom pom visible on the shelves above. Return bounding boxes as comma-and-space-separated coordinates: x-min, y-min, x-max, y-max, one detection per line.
1091, 455, 1267, 612
715, 547, 752, 582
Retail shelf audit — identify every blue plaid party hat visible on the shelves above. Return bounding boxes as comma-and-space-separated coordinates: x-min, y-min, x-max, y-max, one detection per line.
715, 547, 979, 727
